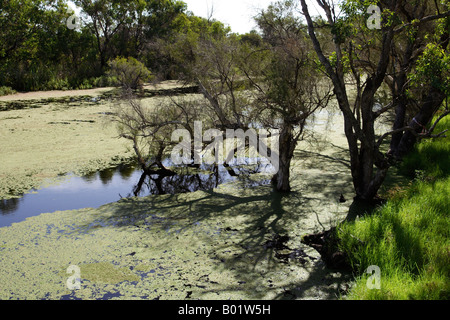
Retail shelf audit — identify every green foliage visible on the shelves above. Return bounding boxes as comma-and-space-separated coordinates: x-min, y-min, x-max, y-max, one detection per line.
338, 117, 450, 300
146, 13, 232, 79
409, 43, 450, 96
399, 114, 450, 180
239, 31, 263, 47
0, 86, 16, 96
331, 18, 354, 44
107, 57, 152, 90
0, 0, 76, 91
0, 0, 237, 90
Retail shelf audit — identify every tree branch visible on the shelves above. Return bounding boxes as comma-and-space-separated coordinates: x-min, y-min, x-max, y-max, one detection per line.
427, 110, 450, 136
373, 101, 395, 118
376, 126, 414, 148
377, 110, 450, 148
394, 11, 450, 33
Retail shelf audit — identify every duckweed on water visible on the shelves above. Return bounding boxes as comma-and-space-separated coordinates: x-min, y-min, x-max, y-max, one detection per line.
0, 102, 362, 299
0, 176, 354, 300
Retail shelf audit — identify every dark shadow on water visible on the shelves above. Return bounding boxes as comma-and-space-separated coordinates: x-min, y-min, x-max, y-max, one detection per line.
85, 183, 352, 300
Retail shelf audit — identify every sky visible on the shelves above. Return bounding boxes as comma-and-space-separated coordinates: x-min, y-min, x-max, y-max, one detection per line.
67, 1, 323, 35
182, 0, 275, 34
183, 0, 323, 34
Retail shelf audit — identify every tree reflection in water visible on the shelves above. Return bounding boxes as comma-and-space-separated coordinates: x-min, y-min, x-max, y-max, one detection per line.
0, 158, 274, 227
0, 197, 21, 215
131, 161, 273, 197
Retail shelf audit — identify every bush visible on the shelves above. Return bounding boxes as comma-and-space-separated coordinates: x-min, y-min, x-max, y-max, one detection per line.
0, 86, 16, 96
107, 57, 152, 90
43, 77, 70, 91
91, 75, 118, 88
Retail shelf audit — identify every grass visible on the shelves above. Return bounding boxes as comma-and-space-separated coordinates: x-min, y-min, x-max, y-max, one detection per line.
399, 113, 450, 180
337, 113, 450, 300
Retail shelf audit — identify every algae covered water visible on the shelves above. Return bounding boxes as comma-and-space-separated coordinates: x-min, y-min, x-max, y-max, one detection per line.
0, 161, 272, 228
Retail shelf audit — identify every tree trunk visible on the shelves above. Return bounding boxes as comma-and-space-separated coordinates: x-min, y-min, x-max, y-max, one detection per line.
393, 25, 449, 159
389, 76, 408, 153
272, 123, 294, 192
394, 88, 446, 159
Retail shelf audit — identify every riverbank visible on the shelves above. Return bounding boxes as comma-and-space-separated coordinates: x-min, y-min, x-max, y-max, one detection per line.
337, 116, 450, 300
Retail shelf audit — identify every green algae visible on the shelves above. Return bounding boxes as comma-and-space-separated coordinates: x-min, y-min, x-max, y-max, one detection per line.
0, 161, 353, 300
0, 107, 370, 300
78, 263, 140, 284
0, 97, 135, 199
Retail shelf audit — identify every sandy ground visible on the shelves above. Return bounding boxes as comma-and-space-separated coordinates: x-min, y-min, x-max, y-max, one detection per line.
0, 92, 362, 299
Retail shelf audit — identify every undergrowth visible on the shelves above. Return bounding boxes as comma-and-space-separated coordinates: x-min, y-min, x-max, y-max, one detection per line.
337, 113, 450, 300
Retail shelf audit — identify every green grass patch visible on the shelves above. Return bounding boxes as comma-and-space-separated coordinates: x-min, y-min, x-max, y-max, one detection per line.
399, 114, 450, 180
337, 113, 450, 300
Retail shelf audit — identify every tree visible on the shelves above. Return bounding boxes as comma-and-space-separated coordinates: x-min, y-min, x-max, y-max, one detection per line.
112, 0, 187, 59
300, 0, 450, 201
167, 1, 333, 192
112, 17, 238, 176
113, 91, 187, 174
116, 2, 333, 193
74, 0, 141, 69
0, 0, 75, 90
390, 8, 450, 158
244, 0, 333, 192
146, 13, 232, 80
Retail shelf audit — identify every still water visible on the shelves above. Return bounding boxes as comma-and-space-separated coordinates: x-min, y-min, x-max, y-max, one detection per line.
0, 161, 273, 228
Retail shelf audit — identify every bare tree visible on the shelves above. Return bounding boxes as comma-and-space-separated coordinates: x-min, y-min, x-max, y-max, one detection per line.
112, 89, 193, 175
114, 7, 334, 193
243, 1, 333, 192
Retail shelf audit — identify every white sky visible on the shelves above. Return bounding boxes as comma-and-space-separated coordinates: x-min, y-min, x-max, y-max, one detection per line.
183, 0, 323, 34
183, 0, 274, 34
68, 1, 324, 35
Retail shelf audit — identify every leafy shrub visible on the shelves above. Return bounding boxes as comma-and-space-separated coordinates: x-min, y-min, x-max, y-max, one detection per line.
107, 57, 152, 90
43, 77, 70, 91
0, 86, 16, 96
91, 75, 118, 88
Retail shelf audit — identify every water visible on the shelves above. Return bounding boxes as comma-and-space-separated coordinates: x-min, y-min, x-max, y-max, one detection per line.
0, 161, 273, 228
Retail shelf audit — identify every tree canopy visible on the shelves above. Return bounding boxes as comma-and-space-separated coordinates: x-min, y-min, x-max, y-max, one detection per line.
0, 0, 231, 90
